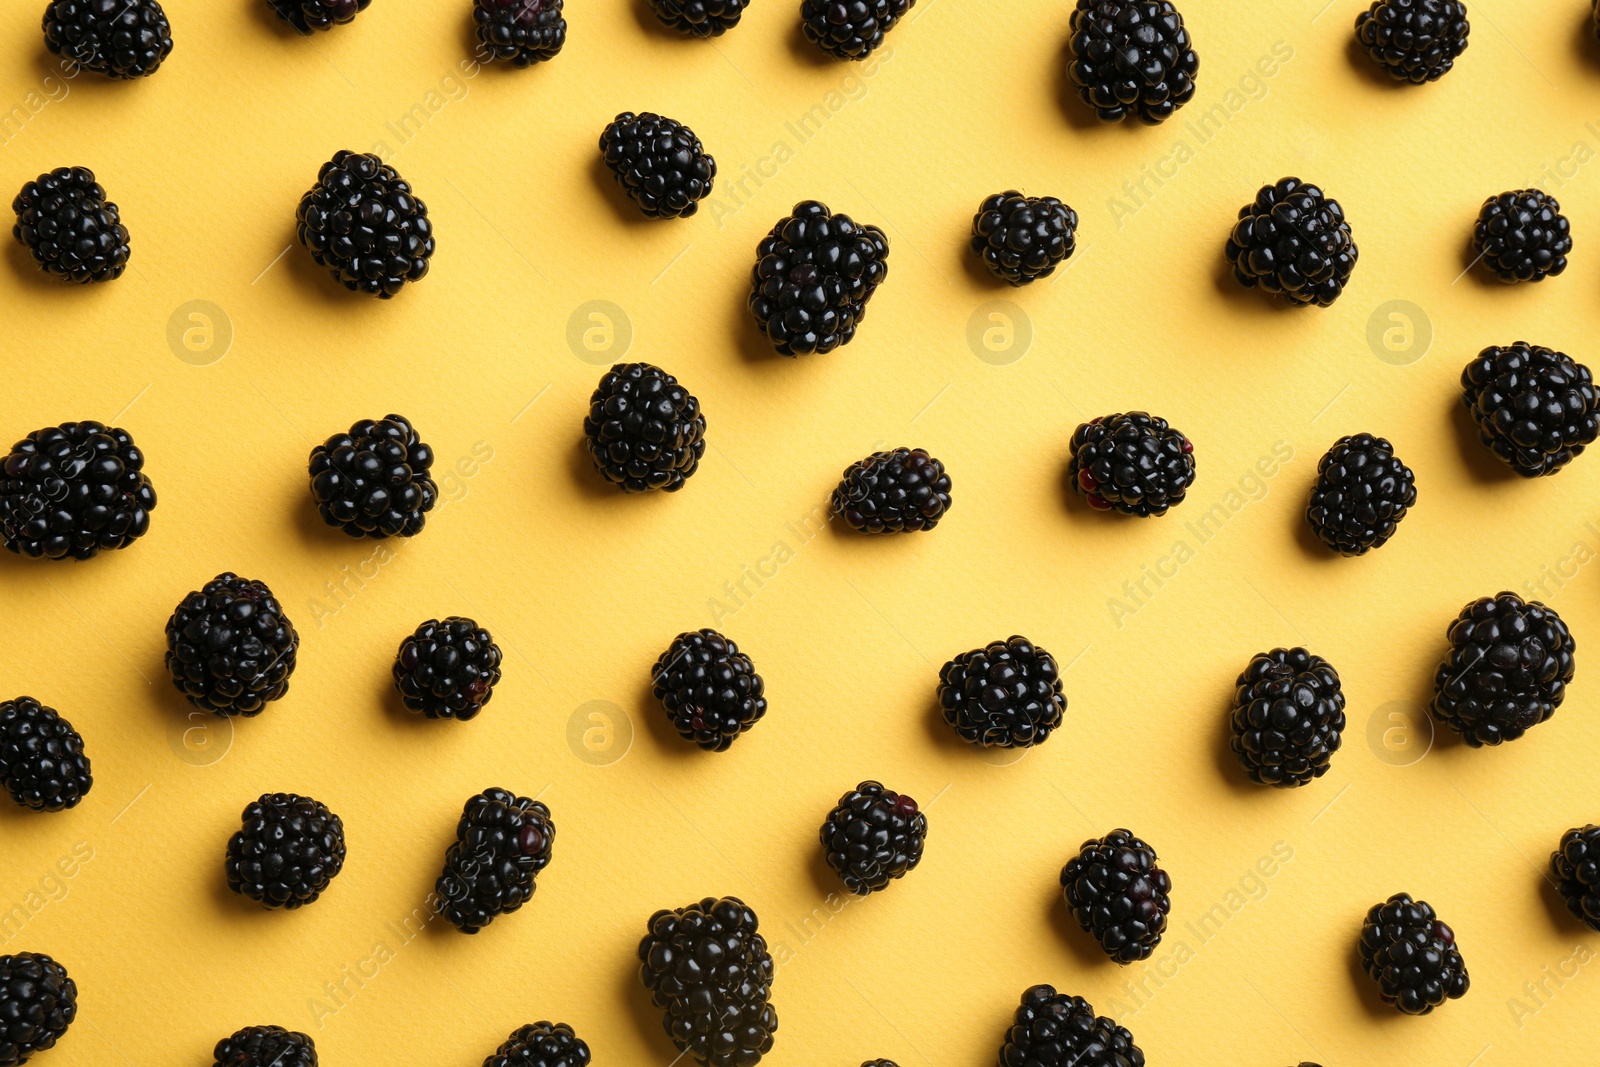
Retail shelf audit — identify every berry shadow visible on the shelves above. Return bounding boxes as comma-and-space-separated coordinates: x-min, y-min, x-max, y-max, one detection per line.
248, 0, 310, 38
566, 436, 642, 503
629, 0, 681, 40
1343, 35, 1398, 91
1456, 233, 1505, 291
1539, 864, 1579, 936
1053, 41, 1104, 133
1289, 479, 1340, 564
1446, 391, 1521, 485
784, 20, 842, 69
809, 838, 848, 900
1209, 253, 1296, 319
276, 223, 380, 310
1570, 11, 1600, 71
1211, 692, 1264, 799
1345, 937, 1411, 1021
618, 950, 677, 1061
588, 155, 658, 229
3, 240, 122, 298
1046, 877, 1114, 971
635, 674, 704, 763
727, 283, 790, 366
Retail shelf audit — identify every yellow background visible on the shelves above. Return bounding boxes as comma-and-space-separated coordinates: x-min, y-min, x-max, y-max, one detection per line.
1, 0, 1598, 1063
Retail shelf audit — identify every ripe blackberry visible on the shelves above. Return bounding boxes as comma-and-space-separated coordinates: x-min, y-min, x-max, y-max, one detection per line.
800, 0, 913, 59
1471, 190, 1570, 284
749, 200, 889, 356
392, 617, 503, 721
970, 191, 1078, 286
1551, 824, 1600, 932
998, 986, 1143, 1067
599, 112, 716, 220
213, 1026, 317, 1067
308, 414, 436, 539
638, 896, 778, 1067
12, 168, 130, 284
165, 573, 299, 717
649, 0, 748, 36
483, 1023, 590, 1067
1358, 893, 1470, 1014
295, 150, 433, 298
860, 1062, 899, 1067
0, 953, 76, 1067
0, 698, 92, 813
583, 362, 706, 492
225, 793, 346, 910
1305, 433, 1416, 556
938, 635, 1065, 749
43, 0, 172, 79
832, 448, 952, 534
1066, 0, 1199, 125
267, 0, 371, 32
1068, 412, 1195, 517
474, 0, 566, 65
651, 629, 766, 751
820, 781, 927, 895
1226, 178, 1357, 307
1059, 829, 1170, 963
1431, 592, 1574, 747
1229, 648, 1345, 788
1461, 343, 1600, 477
0, 420, 155, 560
436, 788, 555, 933
1355, 0, 1469, 84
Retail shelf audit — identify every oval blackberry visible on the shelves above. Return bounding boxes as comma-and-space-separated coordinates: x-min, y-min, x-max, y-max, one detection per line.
393, 617, 503, 720
0, 697, 92, 813
820, 781, 927, 895
474, 0, 566, 65
1225, 177, 1357, 307
1229, 648, 1345, 787
437, 788, 555, 933
43, 0, 172, 78
599, 112, 716, 220
938, 635, 1065, 749
225, 793, 346, 910
749, 200, 889, 356
1551, 824, 1600, 932
0, 420, 155, 560
1472, 190, 1570, 283
583, 362, 706, 493
295, 150, 433, 298
800, 0, 913, 59
1059, 829, 1170, 963
832, 448, 952, 533
213, 1026, 317, 1067
309, 414, 436, 538
12, 168, 131, 284
649, 0, 748, 36
1358, 892, 1470, 1014
1355, 0, 1469, 83
0, 953, 76, 1067
998, 986, 1142, 1067
970, 191, 1078, 286
1066, 0, 1199, 125
267, 0, 370, 32
1068, 412, 1195, 517
483, 1022, 590, 1067
651, 629, 766, 751
164, 573, 299, 718
1431, 592, 1574, 747
1461, 343, 1600, 477
1305, 433, 1416, 556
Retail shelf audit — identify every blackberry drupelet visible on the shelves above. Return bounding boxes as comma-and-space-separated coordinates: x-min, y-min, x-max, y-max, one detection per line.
1066, 0, 1199, 125
0, 420, 155, 560
1305, 433, 1416, 555
0, 698, 92, 813
649, 0, 748, 36
1472, 190, 1570, 283
267, 0, 370, 32
1551, 824, 1600, 932
436, 788, 554, 933
483, 1023, 590, 1067
308, 414, 436, 539
970, 191, 1078, 286
749, 200, 889, 356
599, 112, 717, 219
1358, 893, 1470, 1014
43, 0, 172, 78
1059, 829, 1171, 963
998, 986, 1143, 1067
1226, 178, 1357, 307
213, 1026, 317, 1067
583, 362, 706, 492
13, 168, 130, 284
938, 635, 1065, 749
1068, 412, 1195, 517
1461, 342, 1600, 477
651, 629, 766, 751
800, 0, 913, 59
1229, 648, 1345, 787
0, 953, 76, 1067
1431, 592, 1574, 747
225, 793, 346, 910
393, 617, 503, 720
165, 573, 299, 717
474, 0, 566, 65
832, 448, 952, 533
820, 781, 927, 894
295, 150, 433, 298
1355, 0, 1469, 83
638, 896, 778, 1067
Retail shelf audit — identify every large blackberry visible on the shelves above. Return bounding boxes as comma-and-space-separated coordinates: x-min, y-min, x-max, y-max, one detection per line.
267, 0, 371, 32
1431, 592, 1574, 747
12, 168, 131, 284
1225, 178, 1357, 307
0, 953, 76, 1067
820, 781, 927, 895
1355, 0, 1469, 84
1358, 893, 1470, 1014
436, 788, 555, 933
938, 635, 1065, 749
649, 0, 748, 36
1472, 190, 1570, 284
1229, 648, 1345, 788
599, 113, 716, 220
638, 896, 778, 1067
1551, 824, 1600, 932
583, 362, 706, 493
1066, 0, 1199, 125
1059, 829, 1170, 963
483, 1023, 590, 1067
225, 793, 346, 910
164, 573, 299, 717
392, 617, 503, 721
749, 200, 889, 356
0, 420, 155, 560
308, 414, 436, 539
43, 0, 172, 79
0, 698, 92, 813
474, 0, 566, 65
295, 150, 433, 298
1305, 433, 1416, 556
213, 1026, 317, 1067
970, 191, 1078, 286
998, 986, 1143, 1067
1461, 343, 1600, 477
1068, 412, 1195, 517
832, 448, 952, 533
651, 629, 766, 751
800, 0, 913, 59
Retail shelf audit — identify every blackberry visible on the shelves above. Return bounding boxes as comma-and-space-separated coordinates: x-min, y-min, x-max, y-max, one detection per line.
583, 362, 706, 493
1551, 824, 1600, 932
0, 698, 92, 813
938, 635, 1065, 749
1225, 178, 1357, 307
295, 150, 433, 298
638, 896, 778, 1067
800, 0, 913, 59
0, 953, 76, 1067
43, 0, 172, 79
164, 573, 299, 717
225, 793, 346, 910
1305, 433, 1416, 556
12, 168, 130, 284
483, 1023, 590, 1067
308, 415, 436, 539
970, 191, 1078, 286
820, 781, 927, 894
1358, 893, 1470, 1014
474, 0, 566, 65
651, 629, 766, 751
748, 200, 889, 356
1068, 412, 1195, 517
649, 0, 748, 36
1229, 648, 1345, 788
267, 0, 371, 32
1472, 190, 1570, 283
1461, 343, 1600, 477
860, 1062, 899, 1067
1066, 0, 1199, 125
1431, 592, 1574, 747
0, 420, 155, 560
213, 1026, 317, 1067
436, 788, 555, 933
599, 112, 717, 220
1059, 829, 1170, 963
832, 448, 952, 534
998, 986, 1143, 1067
1355, 0, 1469, 84
392, 617, 503, 721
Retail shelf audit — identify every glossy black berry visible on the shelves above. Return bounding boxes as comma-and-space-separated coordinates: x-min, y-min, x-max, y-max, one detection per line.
599, 112, 716, 219
1066, 0, 1198, 125
1305, 433, 1416, 555
938, 635, 1065, 749
1358, 892, 1470, 1014
800, 0, 913, 59
1461, 342, 1600, 477
267, 0, 370, 32
437, 788, 554, 933
0, 420, 155, 560
392, 617, 502, 721
583, 362, 706, 492
474, 0, 566, 65
998, 986, 1143, 1067
213, 1026, 317, 1067
970, 191, 1078, 286
0, 698, 92, 813
309, 414, 436, 538
13, 167, 131, 284
1355, 0, 1469, 83
482, 1022, 590, 1067
295, 150, 433, 298
749, 200, 889, 356
1060, 829, 1170, 963
1472, 190, 1569, 283
1431, 592, 1574, 747
1229, 648, 1345, 787
225, 793, 346, 910
1551, 824, 1600, 932
43, 0, 172, 78
651, 629, 766, 751
0, 953, 76, 1067
820, 781, 926, 894
1068, 412, 1194, 517
164, 573, 299, 717
1226, 178, 1356, 307
649, 0, 748, 36
832, 448, 951, 533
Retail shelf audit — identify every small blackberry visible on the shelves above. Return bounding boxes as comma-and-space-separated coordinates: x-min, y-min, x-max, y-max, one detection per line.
583, 362, 706, 492
0, 698, 92, 813
1461, 342, 1600, 477
267, 0, 371, 32
599, 112, 716, 220
1472, 190, 1570, 283
651, 629, 766, 751
0, 953, 76, 1067
1229, 648, 1346, 788
1066, 0, 1199, 125
1226, 178, 1358, 307
970, 191, 1078, 286
0, 420, 155, 560
13, 168, 130, 284
938, 635, 1065, 749
43, 0, 173, 78
165, 573, 299, 717
1059, 829, 1170, 963
820, 781, 927, 895
1432, 592, 1574, 747
1358, 893, 1470, 1014
1355, 0, 1469, 84
998, 986, 1143, 1067
392, 617, 503, 721
213, 1026, 317, 1067
749, 200, 889, 356
309, 415, 436, 539
225, 793, 346, 910
436, 788, 555, 933
295, 150, 433, 298
649, 0, 748, 36
1551, 824, 1600, 932
1068, 412, 1195, 517
474, 0, 566, 65
483, 1023, 590, 1067
800, 0, 913, 59
832, 448, 952, 533
1305, 433, 1416, 555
